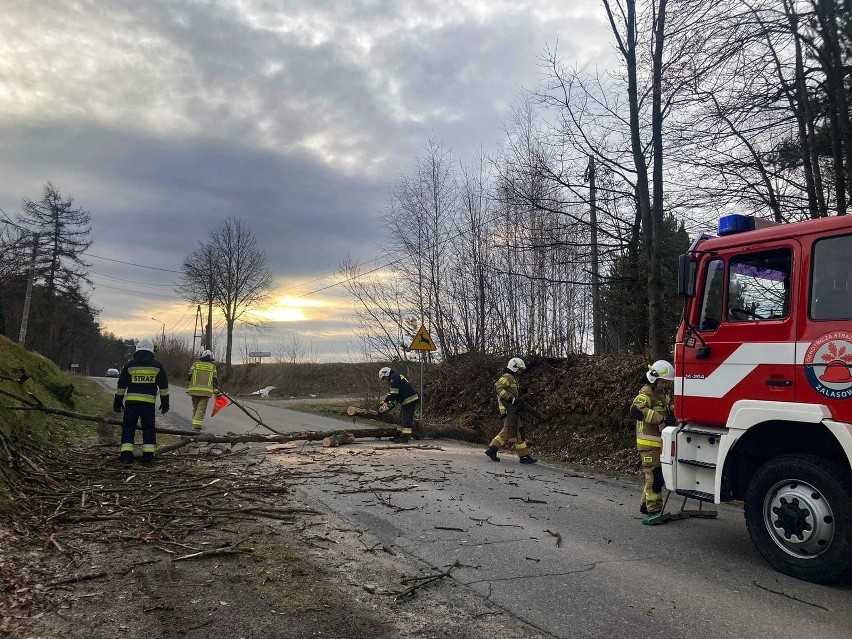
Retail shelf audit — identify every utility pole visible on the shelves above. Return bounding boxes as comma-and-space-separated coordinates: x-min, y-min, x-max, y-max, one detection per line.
19, 232, 40, 346
206, 297, 213, 351
586, 155, 601, 354
151, 317, 166, 350
192, 304, 203, 355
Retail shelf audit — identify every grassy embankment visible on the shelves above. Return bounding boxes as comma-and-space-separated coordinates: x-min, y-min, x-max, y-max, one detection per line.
0, 334, 114, 513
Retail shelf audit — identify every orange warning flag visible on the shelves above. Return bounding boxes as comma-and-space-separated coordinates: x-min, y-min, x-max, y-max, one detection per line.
211, 394, 231, 416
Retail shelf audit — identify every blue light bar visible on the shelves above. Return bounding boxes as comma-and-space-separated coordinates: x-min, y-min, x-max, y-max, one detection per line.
718, 214, 755, 236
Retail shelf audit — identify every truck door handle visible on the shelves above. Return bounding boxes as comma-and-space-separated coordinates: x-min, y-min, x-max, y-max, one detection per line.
765, 379, 792, 387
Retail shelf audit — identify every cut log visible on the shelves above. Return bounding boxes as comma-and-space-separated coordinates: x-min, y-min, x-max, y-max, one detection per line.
322, 432, 356, 447
344, 405, 476, 442
347, 405, 396, 424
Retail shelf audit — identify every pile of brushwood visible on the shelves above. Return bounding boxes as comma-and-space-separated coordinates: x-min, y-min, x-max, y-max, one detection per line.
422, 352, 649, 474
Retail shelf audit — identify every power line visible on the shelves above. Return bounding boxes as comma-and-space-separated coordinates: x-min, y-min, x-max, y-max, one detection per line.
167, 309, 194, 332
90, 281, 184, 299
293, 207, 513, 298
87, 252, 181, 273
274, 254, 386, 296
90, 269, 177, 288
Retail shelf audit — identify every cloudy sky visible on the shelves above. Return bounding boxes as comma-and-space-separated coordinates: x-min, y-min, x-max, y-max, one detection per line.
0, 0, 611, 362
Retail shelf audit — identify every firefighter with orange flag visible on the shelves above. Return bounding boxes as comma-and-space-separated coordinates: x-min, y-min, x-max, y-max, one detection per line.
186, 350, 218, 430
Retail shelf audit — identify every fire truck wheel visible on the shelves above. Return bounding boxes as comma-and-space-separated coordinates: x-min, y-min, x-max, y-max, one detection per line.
744, 455, 852, 584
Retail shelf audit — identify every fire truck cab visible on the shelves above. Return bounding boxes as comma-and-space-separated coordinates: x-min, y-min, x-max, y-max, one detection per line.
664, 213, 852, 584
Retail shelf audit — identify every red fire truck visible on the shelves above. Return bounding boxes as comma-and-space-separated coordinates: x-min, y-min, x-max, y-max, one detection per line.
664, 213, 852, 584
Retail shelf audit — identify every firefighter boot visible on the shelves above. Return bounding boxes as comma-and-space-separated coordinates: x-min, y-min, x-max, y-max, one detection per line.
640, 503, 648, 515
519, 456, 538, 465
485, 446, 500, 462
396, 435, 410, 444
141, 452, 154, 468
120, 450, 134, 465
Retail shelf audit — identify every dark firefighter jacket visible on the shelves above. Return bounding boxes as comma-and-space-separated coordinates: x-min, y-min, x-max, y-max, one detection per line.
115, 350, 169, 405
383, 371, 419, 407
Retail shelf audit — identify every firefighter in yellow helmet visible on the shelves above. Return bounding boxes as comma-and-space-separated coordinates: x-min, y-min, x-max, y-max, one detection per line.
186, 349, 218, 431
630, 359, 676, 515
485, 357, 538, 464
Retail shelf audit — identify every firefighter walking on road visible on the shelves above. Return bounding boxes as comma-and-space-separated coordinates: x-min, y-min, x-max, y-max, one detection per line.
186, 349, 217, 431
113, 339, 169, 467
378, 367, 419, 443
485, 357, 538, 464
631, 360, 675, 515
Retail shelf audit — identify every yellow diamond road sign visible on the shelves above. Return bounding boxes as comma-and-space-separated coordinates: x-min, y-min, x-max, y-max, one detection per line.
408, 325, 437, 351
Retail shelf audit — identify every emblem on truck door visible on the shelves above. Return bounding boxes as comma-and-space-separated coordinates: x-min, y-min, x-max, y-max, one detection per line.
804, 331, 852, 399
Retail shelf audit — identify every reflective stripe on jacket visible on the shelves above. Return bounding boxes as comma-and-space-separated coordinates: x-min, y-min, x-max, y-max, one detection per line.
384, 371, 419, 406
495, 371, 519, 416
633, 383, 671, 450
115, 351, 169, 405
187, 361, 217, 396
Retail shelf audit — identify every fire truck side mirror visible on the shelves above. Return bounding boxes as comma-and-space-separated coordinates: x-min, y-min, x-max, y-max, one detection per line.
678, 254, 697, 297
696, 346, 711, 359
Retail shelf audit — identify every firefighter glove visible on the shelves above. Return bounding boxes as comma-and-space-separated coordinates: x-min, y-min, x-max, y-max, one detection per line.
159, 397, 170, 414
664, 413, 676, 427
378, 402, 390, 414
113, 397, 123, 413
629, 405, 645, 421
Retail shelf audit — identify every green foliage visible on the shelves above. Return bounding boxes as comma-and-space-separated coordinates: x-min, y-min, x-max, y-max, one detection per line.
598, 216, 690, 355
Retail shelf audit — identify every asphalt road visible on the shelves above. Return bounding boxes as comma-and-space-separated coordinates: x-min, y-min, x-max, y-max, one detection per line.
94, 378, 852, 639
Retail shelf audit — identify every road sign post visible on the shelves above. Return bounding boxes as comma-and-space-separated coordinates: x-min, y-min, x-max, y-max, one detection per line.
248, 351, 272, 364
407, 325, 437, 423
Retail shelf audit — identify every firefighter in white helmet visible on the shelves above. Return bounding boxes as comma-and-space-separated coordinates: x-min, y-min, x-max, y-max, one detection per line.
378, 366, 419, 443
485, 357, 538, 464
113, 339, 170, 467
186, 349, 218, 431
630, 359, 676, 515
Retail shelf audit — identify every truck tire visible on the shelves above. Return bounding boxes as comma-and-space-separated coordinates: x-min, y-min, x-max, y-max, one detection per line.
744, 455, 852, 584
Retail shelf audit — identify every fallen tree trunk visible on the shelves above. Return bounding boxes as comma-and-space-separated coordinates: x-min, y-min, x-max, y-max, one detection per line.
1, 384, 476, 450
344, 406, 477, 441
0, 386, 395, 447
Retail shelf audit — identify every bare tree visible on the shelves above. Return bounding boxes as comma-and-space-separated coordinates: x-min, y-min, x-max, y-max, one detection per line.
383, 137, 457, 355
178, 243, 217, 350
273, 329, 318, 364
178, 217, 273, 367
337, 255, 416, 363
210, 217, 273, 366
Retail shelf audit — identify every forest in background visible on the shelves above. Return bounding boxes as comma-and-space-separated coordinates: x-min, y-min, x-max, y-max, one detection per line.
0, 1, 849, 375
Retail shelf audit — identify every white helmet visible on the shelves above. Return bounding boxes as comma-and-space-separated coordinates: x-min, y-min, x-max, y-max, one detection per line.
379, 366, 392, 380
506, 357, 526, 373
200, 349, 214, 360
647, 359, 675, 383
136, 338, 155, 353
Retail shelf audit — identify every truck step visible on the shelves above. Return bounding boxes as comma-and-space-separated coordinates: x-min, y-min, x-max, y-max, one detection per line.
677, 459, 716, 469
676, 489, 714, 502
